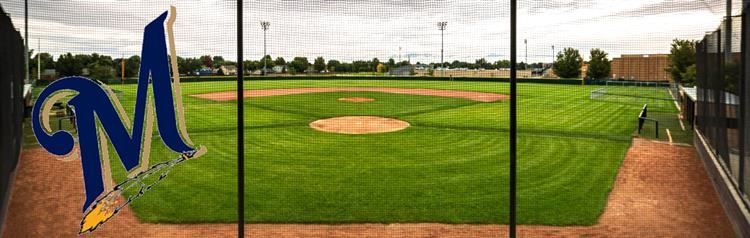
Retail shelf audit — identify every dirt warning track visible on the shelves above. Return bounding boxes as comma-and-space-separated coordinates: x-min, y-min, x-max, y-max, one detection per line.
189, 87, 509, 102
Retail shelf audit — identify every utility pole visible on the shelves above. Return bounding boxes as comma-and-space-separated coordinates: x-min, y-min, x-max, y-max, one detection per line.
121, 54, 125, 84
260, 21, 270, 75
724, 0, 732, 61
399, 46, 402, 62
552, 45, 555, 63
37, 39, 40, 81
438, 21, 447, 77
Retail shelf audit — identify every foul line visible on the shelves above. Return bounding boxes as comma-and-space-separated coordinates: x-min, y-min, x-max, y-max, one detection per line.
666, 129, 673, 144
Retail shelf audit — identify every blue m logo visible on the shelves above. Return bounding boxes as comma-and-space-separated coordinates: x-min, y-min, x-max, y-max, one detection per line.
30, 7, 205, 233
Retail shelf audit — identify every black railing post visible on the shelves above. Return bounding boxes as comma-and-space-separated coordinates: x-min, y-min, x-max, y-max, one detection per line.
509, 0, 518, 237
236, 0, 245, 237
740, 8, 748, 192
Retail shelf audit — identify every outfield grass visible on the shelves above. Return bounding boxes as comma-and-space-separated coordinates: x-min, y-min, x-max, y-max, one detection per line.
28, 79, 686, 225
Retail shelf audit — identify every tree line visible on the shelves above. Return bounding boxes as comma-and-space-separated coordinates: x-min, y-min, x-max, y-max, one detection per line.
550, 47, 611, 79
30, 52, 551, 80
28, 43, 696, 81
550, 39, 698, 83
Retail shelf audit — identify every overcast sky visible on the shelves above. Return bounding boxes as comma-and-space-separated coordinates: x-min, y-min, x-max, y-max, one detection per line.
0, 0, 738, 63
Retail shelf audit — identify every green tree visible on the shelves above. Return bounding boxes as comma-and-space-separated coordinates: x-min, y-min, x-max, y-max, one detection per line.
260, 55, 274, 70
289, 57, 309, 74
586, 48, 611, 80
376, 63, 387, 73
125, 55, 141, 77
517, 62, 527, 70
553, 48, 583, 78
372, 58, 380, 72
327, 60, 341, 73
313, 56, 326, 72
212, 56, 225, 67
89, 64, 115, 80
494, 59, 511, 69
243, 60, 259, 74
274, 57, 286, 72
56, 53, 84, 76
667, 39, 696, 84
682, 64, 697, 85
475, 58, 492, 69
188, 57, 203, 75
200, 55, 213, 68
352, 60, 370, 72
177, 57, 202, 75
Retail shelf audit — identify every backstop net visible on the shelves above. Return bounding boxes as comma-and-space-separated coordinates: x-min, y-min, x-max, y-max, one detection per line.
0, 0, 745, 237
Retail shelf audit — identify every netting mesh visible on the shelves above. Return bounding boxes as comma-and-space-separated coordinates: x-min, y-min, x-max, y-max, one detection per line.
0, 0, 748, 237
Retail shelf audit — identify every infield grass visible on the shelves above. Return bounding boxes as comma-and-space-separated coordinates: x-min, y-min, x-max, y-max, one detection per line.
30, 79, 684, 225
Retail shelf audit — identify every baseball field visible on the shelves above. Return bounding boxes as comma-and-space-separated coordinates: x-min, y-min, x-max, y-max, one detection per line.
37, 79, 686, 226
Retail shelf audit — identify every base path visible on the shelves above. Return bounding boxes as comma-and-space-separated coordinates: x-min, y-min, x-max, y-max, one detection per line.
190, 87, 509, 102
3, 139, 733, 237
338, 97, 375, 102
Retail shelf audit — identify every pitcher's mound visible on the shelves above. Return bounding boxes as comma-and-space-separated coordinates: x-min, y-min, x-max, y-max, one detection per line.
338, 97, 375, 102
310, 116, 409, 134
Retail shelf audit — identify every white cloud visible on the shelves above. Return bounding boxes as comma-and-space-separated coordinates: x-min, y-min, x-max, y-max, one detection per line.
0, 0, 728, 63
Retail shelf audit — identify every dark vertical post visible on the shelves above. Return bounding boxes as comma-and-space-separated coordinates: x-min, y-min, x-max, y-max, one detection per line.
24, 0, 28, 84
509, 0, 517, 237
740, 8, 747, 192
236, 0, 245, 237
726, 0, 732, 62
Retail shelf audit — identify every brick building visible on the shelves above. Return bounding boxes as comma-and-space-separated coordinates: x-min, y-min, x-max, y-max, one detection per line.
611, 54, 672, 82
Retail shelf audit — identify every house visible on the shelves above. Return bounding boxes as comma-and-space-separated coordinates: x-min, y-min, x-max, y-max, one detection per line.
414, 63, 431, 71
195, 68, 213, 76
389, 65, 416, 76
272, 65, 286, 73
217, 65, 237, 75
40, 69, 57, 80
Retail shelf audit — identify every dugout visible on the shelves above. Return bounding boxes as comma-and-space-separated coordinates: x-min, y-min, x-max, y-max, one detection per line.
0, 4, 26, 235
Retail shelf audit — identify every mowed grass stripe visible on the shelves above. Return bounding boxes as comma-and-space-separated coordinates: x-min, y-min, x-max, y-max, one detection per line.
70, 80, 681, 225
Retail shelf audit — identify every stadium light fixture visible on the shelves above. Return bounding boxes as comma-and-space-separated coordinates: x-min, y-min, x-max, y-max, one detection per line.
260, 21, 270, 75
437, 21, 447, 76
524, 39, 527, 69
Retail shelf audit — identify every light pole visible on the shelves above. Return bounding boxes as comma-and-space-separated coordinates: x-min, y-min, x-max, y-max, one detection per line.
437, 21, 447, 77
524, 39, 527, 70
399, 46, 402, 62
37, 39, 41, 81
260, 21, 270, 75
551, 45, 555, 63
121, 54, 125, 84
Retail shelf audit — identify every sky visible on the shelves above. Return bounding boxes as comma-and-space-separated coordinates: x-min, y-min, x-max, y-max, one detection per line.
0, 0, 738, 63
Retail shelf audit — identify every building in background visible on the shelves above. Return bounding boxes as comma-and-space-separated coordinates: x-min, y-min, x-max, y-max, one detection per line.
611, 54, 671, 81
